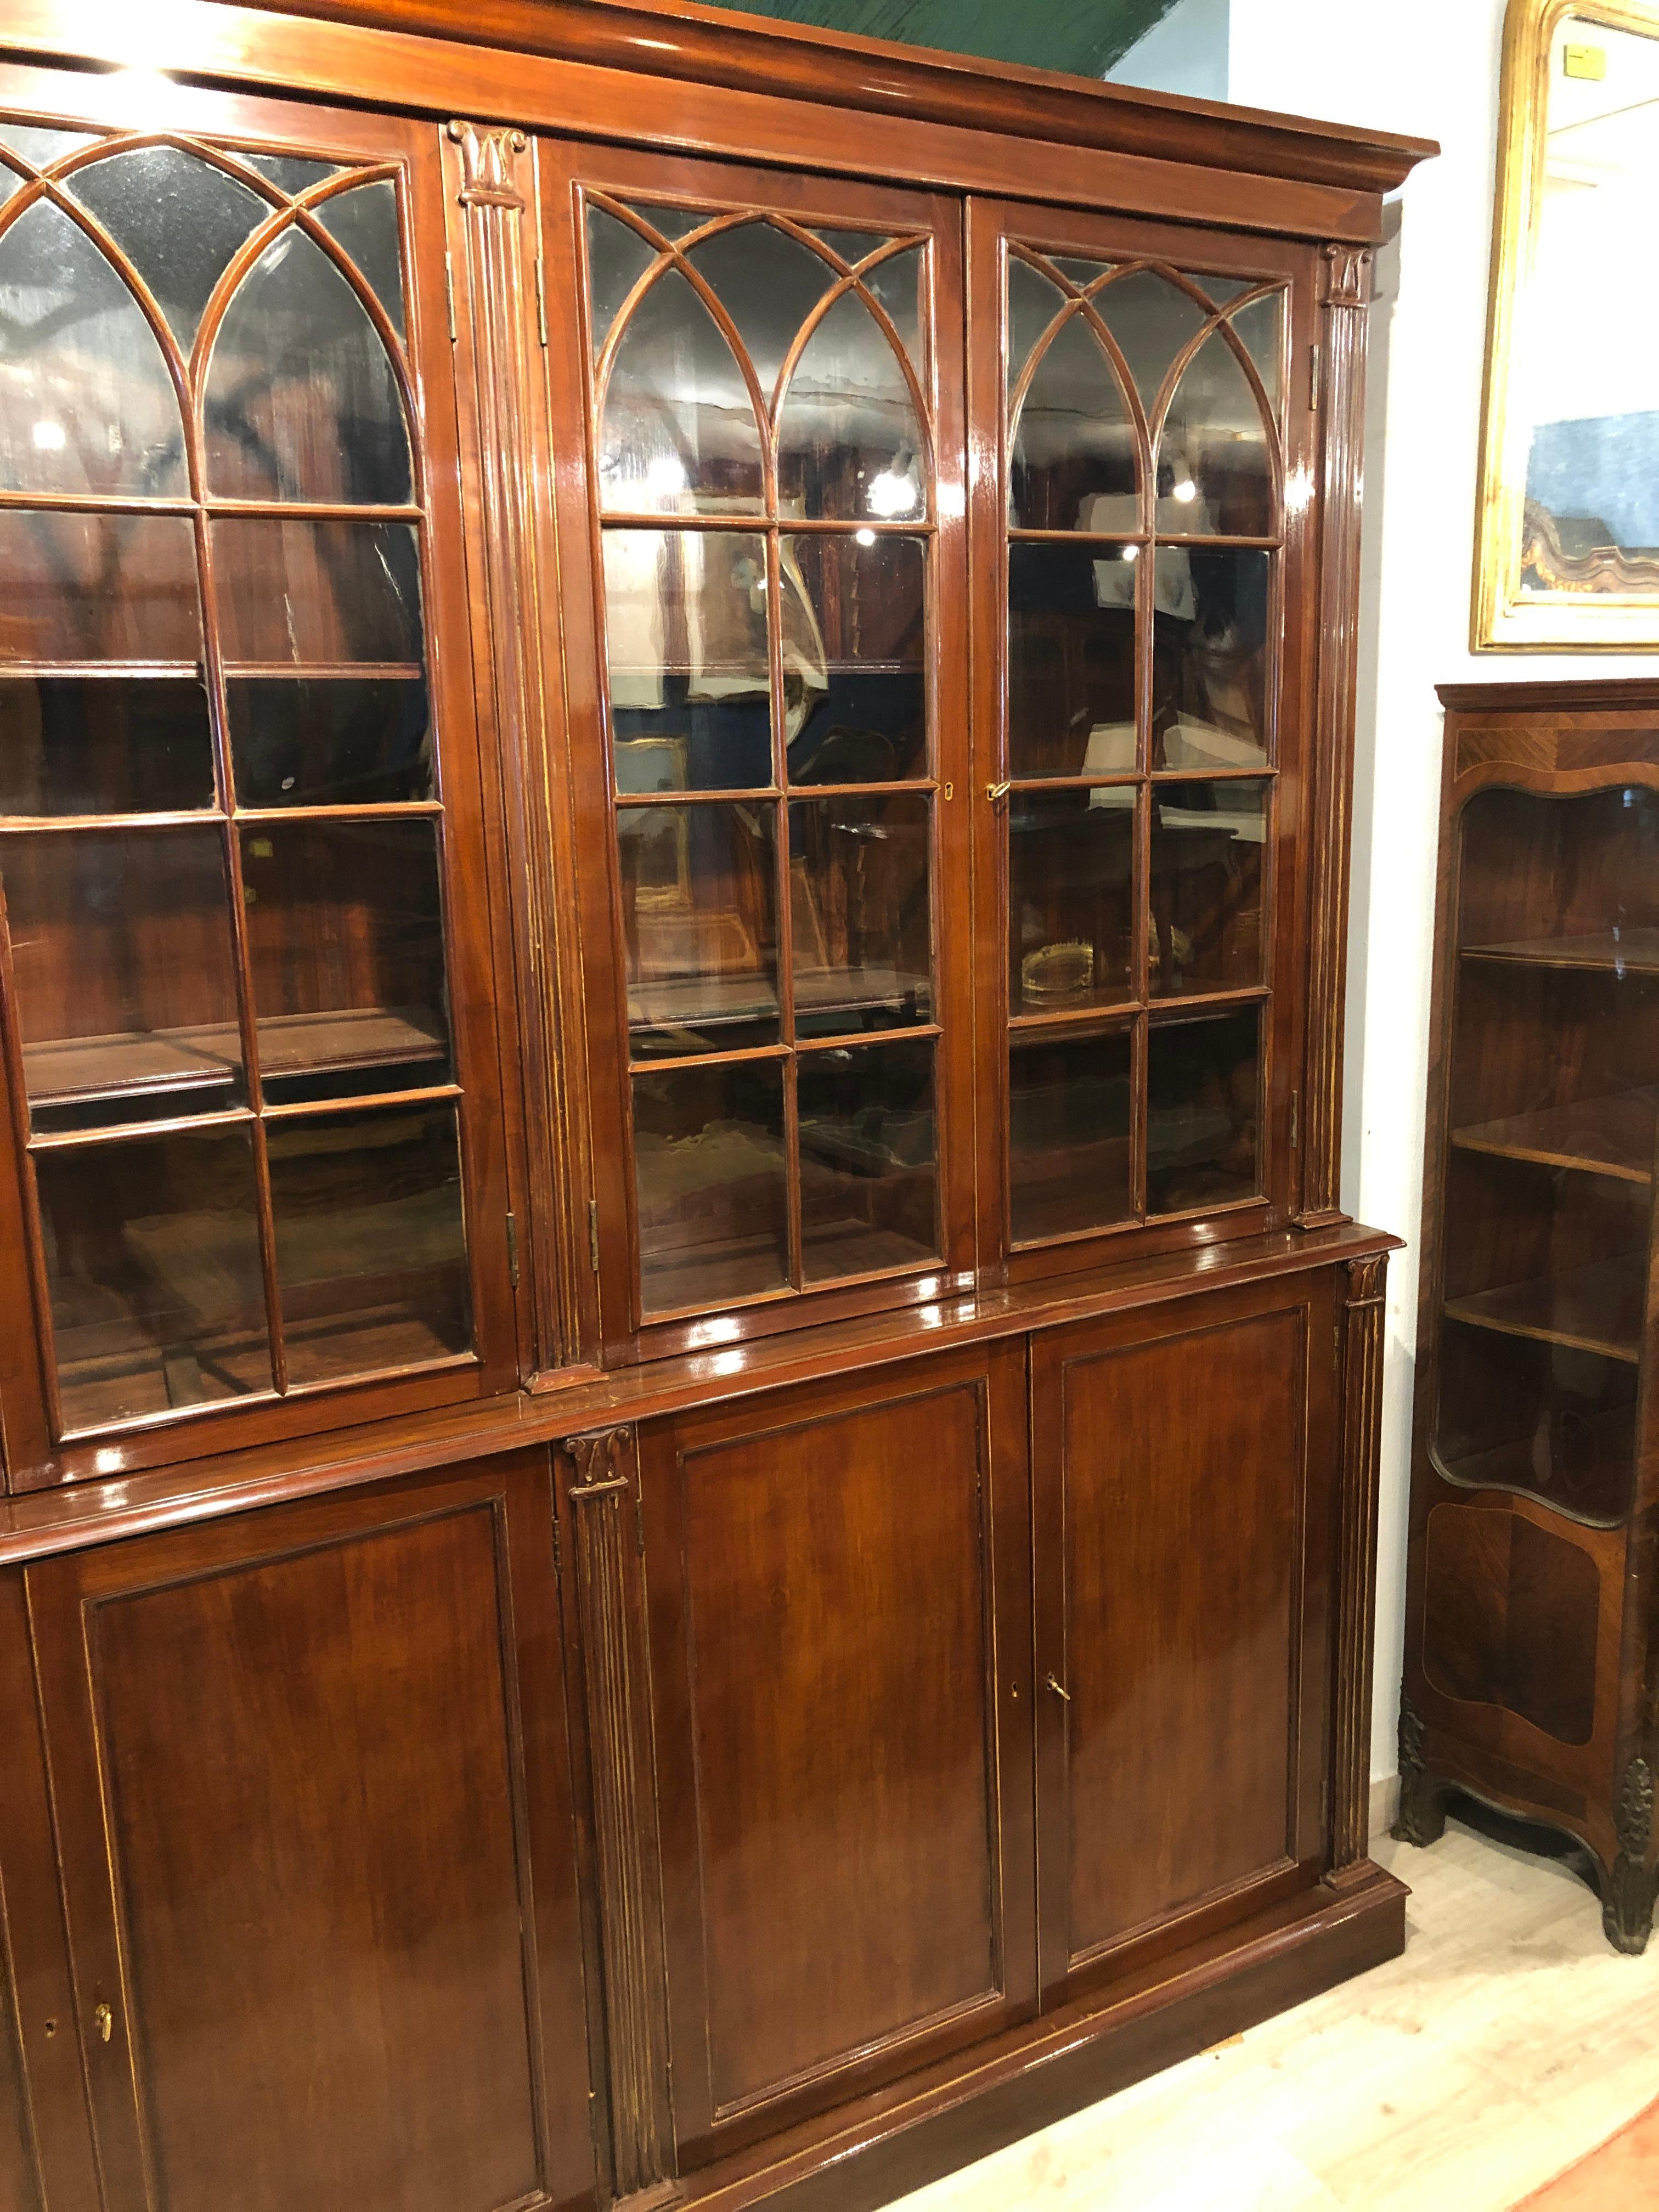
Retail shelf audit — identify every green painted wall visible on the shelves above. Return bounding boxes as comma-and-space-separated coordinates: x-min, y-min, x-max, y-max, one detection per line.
713, 0, 1182, 76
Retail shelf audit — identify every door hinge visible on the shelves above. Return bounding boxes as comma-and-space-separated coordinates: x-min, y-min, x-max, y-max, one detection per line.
1309, 339, 1321, 413
535, 253, 549, 347
444, 251, 458, 344
1289, 1090, 1300, 1150
506, 1210, 520, 1289
588, 1198, 601, 1274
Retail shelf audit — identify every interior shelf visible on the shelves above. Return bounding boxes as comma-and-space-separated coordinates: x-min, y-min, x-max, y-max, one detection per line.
1452, 1091, 1659, 1184
1443, 1251, 1648, 1365
1462, 928, 1659, 974
628, 964, 929, 1040
1436, 1408, 1635, 1528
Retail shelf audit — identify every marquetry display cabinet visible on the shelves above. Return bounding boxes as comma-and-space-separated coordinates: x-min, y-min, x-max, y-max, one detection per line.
1399, 679, 1659, 1956
0, 6, 1431, 2209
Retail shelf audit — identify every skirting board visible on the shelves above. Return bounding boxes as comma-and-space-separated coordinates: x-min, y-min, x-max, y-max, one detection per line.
1372, 1771, 1400, 1843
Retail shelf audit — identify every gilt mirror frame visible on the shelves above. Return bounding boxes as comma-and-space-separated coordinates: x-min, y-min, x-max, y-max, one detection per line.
1475, 0, 1659, 649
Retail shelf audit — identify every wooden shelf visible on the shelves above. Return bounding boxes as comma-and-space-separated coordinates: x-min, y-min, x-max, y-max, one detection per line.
1443, 1252, 1648, 1365
1462, 928, 1659, 974
628, 965, 929, 1041
1452, 1092, 1659, 1184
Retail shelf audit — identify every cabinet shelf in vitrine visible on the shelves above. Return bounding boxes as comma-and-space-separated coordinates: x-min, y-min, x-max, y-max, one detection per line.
1442, 1251, 1646, 1367
1451, 1093, 1659, 1185
1463, 930, 1659, 974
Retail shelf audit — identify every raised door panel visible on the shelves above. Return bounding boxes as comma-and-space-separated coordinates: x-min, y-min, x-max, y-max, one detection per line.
27, 1453, 596, 2212
1032, 1270, 1336, 1996
639, 1341, 1034, 2166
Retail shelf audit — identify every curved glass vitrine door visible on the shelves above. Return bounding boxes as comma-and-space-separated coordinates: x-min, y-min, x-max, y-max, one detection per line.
1434, 781, 1659, 1525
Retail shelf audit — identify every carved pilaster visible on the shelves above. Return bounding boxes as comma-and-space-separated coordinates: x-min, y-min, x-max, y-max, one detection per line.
1299, 243, 1374, 1228
1330, 1251, 1387, 1873
564, 1427, 676, 2199
1605, 1755, 1657, 1955
445, 119, 584, 1366
1393, 1688, 1447, 1848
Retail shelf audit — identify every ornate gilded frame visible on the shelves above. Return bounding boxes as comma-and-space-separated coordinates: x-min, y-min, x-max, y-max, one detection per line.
1474, 0, 1659, 649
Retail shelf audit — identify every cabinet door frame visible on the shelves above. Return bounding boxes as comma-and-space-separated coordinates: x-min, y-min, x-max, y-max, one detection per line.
25, 1450, 594, 2212
637, 1339, 1035, 2169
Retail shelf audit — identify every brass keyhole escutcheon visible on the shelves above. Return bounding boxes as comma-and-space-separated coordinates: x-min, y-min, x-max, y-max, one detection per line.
94, 2002, 113, 2045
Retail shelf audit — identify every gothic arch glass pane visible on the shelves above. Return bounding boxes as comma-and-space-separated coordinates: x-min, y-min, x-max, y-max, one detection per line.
1157, 327, 1274, 537
586, 204, 658, 359
599, 264, 764, 515
205, 223, 412, 504
861, 244, 924, 379
67, 145, 268, 349
1092, 267, 1209, 417
685, 221, 837, 404
811, 228, 893, 269
776, 287, 924, 523
0, 124, 96, 169
314, 179, 405, 341
1227, 290, 1285, 421
240, 151, 340, 196
0, 197, 185, 496
1054, 256, 1111, 289
1008, 256, 1066, 389
1009, 308, 1137, 533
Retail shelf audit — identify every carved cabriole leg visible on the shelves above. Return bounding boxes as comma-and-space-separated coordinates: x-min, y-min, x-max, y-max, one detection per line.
564, 1428, 677, 2203
446, 119, 588, 1367
1298, 242, 1373, 1229
1605, 1755, 1658, 1956
1329, 1252, 1388, 1881
1393, 1689, 1447, 1848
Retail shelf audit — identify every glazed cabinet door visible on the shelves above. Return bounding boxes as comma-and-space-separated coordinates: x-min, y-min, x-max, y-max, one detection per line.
1031, 1269, 1340, 1999
626, 1342, 1033, 2178
27, 1452, 597, 2212
0, 63, 518, 1492
536, 139, 973, 1360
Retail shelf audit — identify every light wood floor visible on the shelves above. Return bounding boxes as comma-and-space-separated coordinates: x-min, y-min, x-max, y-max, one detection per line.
893, 1819, 1659, 2211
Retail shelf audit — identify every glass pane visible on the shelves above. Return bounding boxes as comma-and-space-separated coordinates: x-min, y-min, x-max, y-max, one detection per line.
239, 153, 340, 196
1008, 255, 1066, 386
628, 202, 711, 245
1009, 788, 1136, 1013
0, 125, 97, 169
633, 1058, 789, 1313
790, 792, 931, 1038
3, 827, 244, 1132
0, 676, 213, 815
1009, 308, 1138, 533
268, 1101, 471, 1385
37, 1127, 270, 1430
1152, 548, 1271, 770
1093, 266, 1209, 419
861, 244, 924, 376
684, 221, 837, 403
0, 197, 185, 496
776, 289, 924, 523
599, 265, 763, 515
66, 145, 267, 349
620, 800, 778, 1058
1009, 1026, 1133, 1243
228, 675, 432, 806
1008, 541, 1138, 779
1228, 290, 1284, 421
1146, 1007, 1261, 1215
784, 533, 926, 783
586, 204, 659, 358
314, 179, 405, 341
213, 519, 422, 664
1157, 326, 1274, 537
0, 510, 200, 663
205, 223, 411, 504
603, 529, 772, 792
798, 1037, 938, 1282
1054, 257, 1112, 290
812, 228, 894, 269
1195, 275, 1255, 308
242, 819, 451, 1104
1148, 779, 1268, 997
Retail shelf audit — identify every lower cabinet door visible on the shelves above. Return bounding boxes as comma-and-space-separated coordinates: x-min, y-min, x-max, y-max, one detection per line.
638, 1340, 1036, 2171
27, 1451, 597, 2212
1030, 1269, 1339, 2001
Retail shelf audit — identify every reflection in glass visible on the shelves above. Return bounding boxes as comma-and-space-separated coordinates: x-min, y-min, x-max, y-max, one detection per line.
586, 204, 659, 359
1008, 255, 1066, 387
1009, 1026, 1133, 1243
1157, 326, 1273, 538
241, 153, 340, 196
633, 1058, 789, 1312
314, 179, 405, 340
228, 676, 432, 806
784, 533, 926, 782
1009, 789, 1136, 1013
620, 800, 778, 1058
798, 1039, 938, 1281
1093, 266, 1209, 416
812, 228, 895, 269
1010, 307, 1137, 532
37, 1127, 271, 1429
268, 1101, 471, 1384
213, 519, 422, 663
1151, 548, 1271, 770
0, 198, 186, 496
0, 126, 98, 170
1146, 1008, 1261, 1214
0, 677, 214, 816
861, 244, 925, 376
790, 793, 931, 1037
205, 224, 411, 504
1007, 541, 1137, 778
685, 221, 836, 401
1149, 779, 1267, 997
3, 827, 245, 1131
1228, 290, 1284, 421
0, 510, 200, 663
241, 819, 452, 1104
603, 530, 771, 791
776, 287, 924, 522
599, 266, 763, 514
66, 145, 267, 348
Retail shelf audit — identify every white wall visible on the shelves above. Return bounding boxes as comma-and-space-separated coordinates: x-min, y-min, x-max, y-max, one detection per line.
1106, 0, 1229, 101
1228, 0, 1659, 1782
